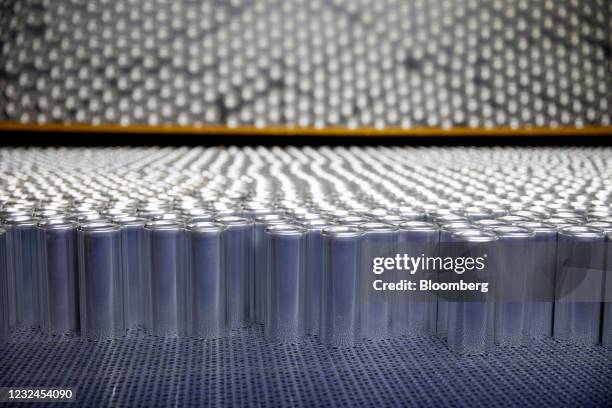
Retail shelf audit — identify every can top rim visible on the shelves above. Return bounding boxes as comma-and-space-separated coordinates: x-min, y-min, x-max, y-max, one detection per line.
510, 210, 539, 218
360, 222, 397, 232
38, 219, 76, 230
584, 221, 612, 234
439, 222, 473, 232
336, 215, 370, 224
68, 213, 105, 221
144, 219, 184, 230
380, 214, 404, 220
493, 225, 536, 237
4, 215, 37, 225
187, 221, 226, 232
545, 217, 581, 225
474, 219, 507, 226
321, 225, 363, 237
558, 225, 606, 238
497, 215, 529, 222
255, 213, 288, 222
435, 214, 468, 221
294, 213, 324, 221
243, 206, 276, 215
300, 219, 335, 229
399, 221, 438, 231
214, 216, 252, 226
113, 215, 146, 226
396, 209, 424, 216
516, 221, 557, 233
260, 217, 292, 226
265, 224, 307, 235
78, 221, 120, 232
451, 229, 499, 242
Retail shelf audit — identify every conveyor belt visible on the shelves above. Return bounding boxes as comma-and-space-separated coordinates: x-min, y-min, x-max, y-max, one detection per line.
1, 328, 611, 407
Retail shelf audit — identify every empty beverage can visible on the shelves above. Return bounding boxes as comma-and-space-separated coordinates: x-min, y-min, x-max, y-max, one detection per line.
143, 220, 186, 337
517, 221, 557, 339
264, 224, 307, 343
216, 216, 253, 329
0, 228, 8, 346
5, 215, 40, 329
186, 222, 227, 338
114, 216, 146, 330
78, 222, 125, 339
38, 219, 79, 336
437, 222, 474, 340
302, 218, 336, 336
553, 226, 606, 345
253, 214, 290, 324
492, 225, 536, 346
603, 230, 612, 347
445, 230, 497, 355
395, 221, 439, 336
320, 226, 363, 346
360, 222, 397, 340
473, 219, 507, 232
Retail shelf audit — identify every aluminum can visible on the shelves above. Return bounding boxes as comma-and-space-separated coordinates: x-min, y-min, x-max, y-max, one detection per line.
5, 215, 39, 329
253, 214, 290, 324
115, 216, 146, 330
78, 222, 125, 339
360, 222, 397, 340
186, 222, 227, 338
264, 224, 307, 343
446, 230, 497, 355
38, 219, 79, 335
143, 220, 186, 337
492, 225, 536, 346
302, 219, 336, 336
553, 226, 606, 345
517, 221, 557, 339
0, 228, 8, 346
395, 221, 439, 336
436, 222, 475, 339
215, 216, 253, 329
603, 230, 612, 347
320, 226, 363, 346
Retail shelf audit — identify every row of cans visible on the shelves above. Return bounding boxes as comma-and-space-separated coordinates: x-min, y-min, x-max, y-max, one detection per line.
0, 206, 611, 354
1, 146, 612, 355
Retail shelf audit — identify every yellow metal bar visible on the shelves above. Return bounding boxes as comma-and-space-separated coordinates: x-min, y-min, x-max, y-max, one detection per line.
0, 121, 611, 137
